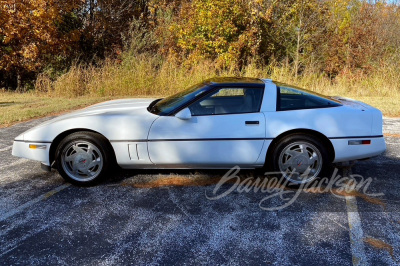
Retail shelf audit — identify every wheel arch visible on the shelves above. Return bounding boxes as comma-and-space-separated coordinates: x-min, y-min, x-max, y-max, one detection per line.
49, 128, 117, 167
265, 128, 335, 167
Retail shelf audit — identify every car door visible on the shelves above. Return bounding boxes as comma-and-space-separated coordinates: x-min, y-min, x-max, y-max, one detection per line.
147, 86, 266, 167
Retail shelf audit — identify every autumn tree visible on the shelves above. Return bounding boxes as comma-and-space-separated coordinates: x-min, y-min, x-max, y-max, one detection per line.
157, 0, 264, 68
320, 0, 400, 77
0, 0, 83, 89
2, 0, 400, 90
258, 0, 326, 76
152, 0, 327, 72
79, 0, 149, 60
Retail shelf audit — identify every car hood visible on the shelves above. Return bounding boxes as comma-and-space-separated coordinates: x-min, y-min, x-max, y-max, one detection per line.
40, 98, 157, 126
86, 98, 156, 111
16, 98, 159, 142
68, 98, 156, 117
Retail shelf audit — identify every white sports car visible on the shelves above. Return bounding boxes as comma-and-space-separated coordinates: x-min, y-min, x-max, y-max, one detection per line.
12, 78, 386, 186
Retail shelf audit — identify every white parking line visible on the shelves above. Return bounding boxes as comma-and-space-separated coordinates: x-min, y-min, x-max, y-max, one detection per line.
0, 183, 71, 222
343, 165, 369, 266
346, 196, 368, 266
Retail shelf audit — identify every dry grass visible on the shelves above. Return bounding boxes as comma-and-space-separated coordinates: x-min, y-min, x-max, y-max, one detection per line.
36, 56, 226, 98
41, 59, 400, 99
32, 53, 400, 117
2, 53, 399, 126
0, 91, 110, 127
356, 97, 400, 117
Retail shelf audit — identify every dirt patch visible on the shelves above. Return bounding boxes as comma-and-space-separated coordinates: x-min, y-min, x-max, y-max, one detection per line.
364, 237, 395, 259
123, 174, 386, 207
331, 189, 386, 208
384, 133, 400, 138
123, 175, 223, 188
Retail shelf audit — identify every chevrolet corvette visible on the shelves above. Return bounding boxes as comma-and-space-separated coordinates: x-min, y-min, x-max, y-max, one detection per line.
12, 77, 386, 185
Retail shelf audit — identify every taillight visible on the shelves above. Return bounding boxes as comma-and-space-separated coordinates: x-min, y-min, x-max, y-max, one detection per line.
348, 140, 371, 145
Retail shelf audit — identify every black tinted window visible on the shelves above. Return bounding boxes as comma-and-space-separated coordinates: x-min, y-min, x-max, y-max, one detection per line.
189, 87, 264, 116
149, 82, 209, 115
278, 86, 341, 111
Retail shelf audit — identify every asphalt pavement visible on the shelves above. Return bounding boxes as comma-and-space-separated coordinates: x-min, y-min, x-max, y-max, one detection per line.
0, 116, 399, 265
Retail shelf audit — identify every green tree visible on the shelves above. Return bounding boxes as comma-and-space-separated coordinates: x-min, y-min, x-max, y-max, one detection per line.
163, 0, 263, 68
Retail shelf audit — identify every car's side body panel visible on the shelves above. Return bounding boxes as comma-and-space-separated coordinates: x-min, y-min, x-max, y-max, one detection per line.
11, 79, 386, 171
263, 106, 373, 138
330, 137, 386, 162
147, 112, 266, 167
12, 99, 158, 166
111, 141, 153, 168
257, 96, 385, 163
12, 141, 51, 165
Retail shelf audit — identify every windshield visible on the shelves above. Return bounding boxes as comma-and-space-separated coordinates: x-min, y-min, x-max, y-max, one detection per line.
148, 82, 210, 115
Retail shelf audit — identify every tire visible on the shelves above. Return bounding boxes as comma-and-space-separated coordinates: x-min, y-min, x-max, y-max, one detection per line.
55, 132, 114, 186
271, 134, 330, 185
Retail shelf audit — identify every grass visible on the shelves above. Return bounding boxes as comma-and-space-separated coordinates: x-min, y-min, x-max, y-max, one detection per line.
0, 91, 110, 127
2, 52, 400, 126
356, 96, 400, 117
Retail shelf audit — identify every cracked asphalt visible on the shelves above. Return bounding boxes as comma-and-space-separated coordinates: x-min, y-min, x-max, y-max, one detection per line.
0, 116, 399, 265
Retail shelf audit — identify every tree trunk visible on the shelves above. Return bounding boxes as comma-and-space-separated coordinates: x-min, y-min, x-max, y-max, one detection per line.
295, 17, 302, 79
295, 31, 300, 78
16, 71, 21, 91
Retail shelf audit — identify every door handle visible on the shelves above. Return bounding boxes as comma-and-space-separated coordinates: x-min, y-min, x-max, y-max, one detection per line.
245, 121, 259, 125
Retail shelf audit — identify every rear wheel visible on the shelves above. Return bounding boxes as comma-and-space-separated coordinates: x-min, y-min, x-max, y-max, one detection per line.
55, 132, 114, 186
271, 134, 329, 185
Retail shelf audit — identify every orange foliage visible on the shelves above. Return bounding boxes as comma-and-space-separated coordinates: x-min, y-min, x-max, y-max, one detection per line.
0, 0, 82, 73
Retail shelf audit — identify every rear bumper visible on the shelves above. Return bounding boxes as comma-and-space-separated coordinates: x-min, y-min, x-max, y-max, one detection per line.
331, 136, 386, 163
12, 140, 51, 166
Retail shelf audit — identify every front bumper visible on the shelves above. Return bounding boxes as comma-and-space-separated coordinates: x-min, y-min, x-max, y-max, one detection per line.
331, 136, 386, 163
12, 140, 51, 166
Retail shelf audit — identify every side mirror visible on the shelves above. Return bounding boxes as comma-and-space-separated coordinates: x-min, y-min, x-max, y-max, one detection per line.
175, 108, 192, 120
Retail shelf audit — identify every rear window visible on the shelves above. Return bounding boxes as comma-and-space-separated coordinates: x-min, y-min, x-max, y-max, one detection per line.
277, 85, 341, 111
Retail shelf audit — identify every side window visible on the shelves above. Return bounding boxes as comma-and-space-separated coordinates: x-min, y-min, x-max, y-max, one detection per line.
189, 87, 263, 116
278, 86, 341, 111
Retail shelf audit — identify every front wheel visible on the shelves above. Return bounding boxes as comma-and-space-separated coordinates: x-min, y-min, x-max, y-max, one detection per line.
55, 132, 114, 186
272, 134, 330, 185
